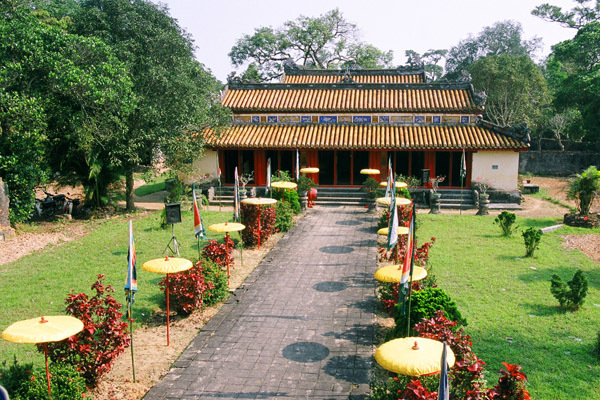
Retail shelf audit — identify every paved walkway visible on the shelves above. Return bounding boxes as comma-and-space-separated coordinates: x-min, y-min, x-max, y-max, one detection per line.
144, 206, 379, 399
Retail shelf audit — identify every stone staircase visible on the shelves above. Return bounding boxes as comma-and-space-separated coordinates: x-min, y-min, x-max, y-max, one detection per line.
437, 189, 476, 210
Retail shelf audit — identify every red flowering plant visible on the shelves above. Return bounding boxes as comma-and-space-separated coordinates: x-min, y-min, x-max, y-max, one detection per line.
158, 260, 215, 315
202, 237, 234, 268
487, 363, 531, 400
399, 379, 438, 400
41, 275, 130, 386
240, 203, 276, 248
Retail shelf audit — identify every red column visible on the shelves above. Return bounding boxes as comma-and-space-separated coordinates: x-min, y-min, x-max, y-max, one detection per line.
254, 150, 266, 186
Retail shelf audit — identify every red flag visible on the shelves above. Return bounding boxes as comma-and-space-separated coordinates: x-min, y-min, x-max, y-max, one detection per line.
193, 187, 206, 239
400, 205, 415, 285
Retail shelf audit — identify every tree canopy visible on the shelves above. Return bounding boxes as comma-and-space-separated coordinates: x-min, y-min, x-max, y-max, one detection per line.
229, 9, 394, 81
532, 0, 600, 29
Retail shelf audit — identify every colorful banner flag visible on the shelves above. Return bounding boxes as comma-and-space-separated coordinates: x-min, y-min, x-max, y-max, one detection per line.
401, 204, 415, 286
125, 220, 137, 297
386, 178, 398, 250
295, 149, 300, 181
192, 186, 207, 239
460, 148, 466, 179
216, 151, 221, 180
385, 155, 392, 198
266, 158, 271, 190
234, 166, 240, 222
438, 342, 450, 400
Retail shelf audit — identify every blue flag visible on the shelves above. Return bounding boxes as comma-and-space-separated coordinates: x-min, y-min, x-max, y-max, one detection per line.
438, 342, 450, 400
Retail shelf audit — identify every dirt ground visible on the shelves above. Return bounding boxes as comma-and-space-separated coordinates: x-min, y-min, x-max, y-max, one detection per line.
1, 176, 598, 399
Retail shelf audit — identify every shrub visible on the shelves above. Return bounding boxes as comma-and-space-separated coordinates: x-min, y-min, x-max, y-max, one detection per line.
272, 188, 301, 214
521, 227, 542, 257
274, 200, 294, 232
0, 358, 87, 400
41, 274, 130, 386
567, 165, 600, 216
201, 260, 229, 306
202, 237, 234, 268
494, 211, 518, 236
487, 363, 531, 400
296, 175, 317, 194
377, 204, 413, 229
159, 259, 214, 315
240, 203, 276, 248
361, 177, 380, 200
550, 270, 589, 310
371, 376, 438, 400
392, 287, 466, 338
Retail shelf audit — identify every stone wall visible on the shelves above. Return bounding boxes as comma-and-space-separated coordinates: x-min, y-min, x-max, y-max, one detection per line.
519, 151, 600, 176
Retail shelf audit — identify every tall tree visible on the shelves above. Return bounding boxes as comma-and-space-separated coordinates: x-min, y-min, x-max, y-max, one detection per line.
229, 9, 393, 81
445, 20, 541, 79
71, 0, 229, 209
405, 49, 448, 81
532, 0, 600, 29
469, 54, 551, 127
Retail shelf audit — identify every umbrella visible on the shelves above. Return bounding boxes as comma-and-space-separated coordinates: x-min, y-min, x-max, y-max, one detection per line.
377, 226, 409, 236
2, 315, 84, 397
142, 256, 193, 346
376, 197, 412, 206
380, 181, 408, 189
375, 337, 455, 376
374, 265, 427, 283
241, 198, 276, 249
207, 222, 245, 284
270, 181, 297, 204
360, 168, 380, 175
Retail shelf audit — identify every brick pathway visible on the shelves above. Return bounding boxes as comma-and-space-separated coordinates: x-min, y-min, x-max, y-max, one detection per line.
143, 206, 379, 399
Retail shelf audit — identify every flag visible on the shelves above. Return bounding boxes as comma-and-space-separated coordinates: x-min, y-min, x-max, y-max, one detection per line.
125, 220, 137, 301
386, 178, 398, 250
385, 155, 392, 198
192, 185, 206, 239
401, 204, 415, 286
234, 166, 240, 222
295, 149, 300, 181
438, 342, 450, 400
266, 158, 271, 190
216, 151, 221, 180
460, 148, 466, 179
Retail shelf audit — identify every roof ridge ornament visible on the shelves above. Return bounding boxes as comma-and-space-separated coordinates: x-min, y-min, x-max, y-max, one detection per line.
283, 58, 302, 74
458, 70, 472, 83
474, 90, 487, 108
338, 68, 355, 84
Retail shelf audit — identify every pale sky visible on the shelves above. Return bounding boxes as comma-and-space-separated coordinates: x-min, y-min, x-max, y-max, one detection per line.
151, 0, 578, 82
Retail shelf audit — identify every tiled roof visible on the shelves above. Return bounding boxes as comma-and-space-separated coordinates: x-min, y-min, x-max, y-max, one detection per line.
283, 74, 423, 84
281, 65, 426, 84
204, 123, 527, 150
222, 83, 480, 113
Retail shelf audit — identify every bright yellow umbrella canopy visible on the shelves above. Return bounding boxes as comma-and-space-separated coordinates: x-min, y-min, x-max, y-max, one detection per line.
376, 197, 412, 206
379, 181, 408, 188
360, 168, 380, 175
142, 256, 193, 274
271, 181, 298, 190
375, 337, 455, 376
208, 222, 246, 233
241, 197, 277, 206
300, 167, 319, 174
377, 226, 409, 236
374, 265, 427, 283
2, 316, 83, 344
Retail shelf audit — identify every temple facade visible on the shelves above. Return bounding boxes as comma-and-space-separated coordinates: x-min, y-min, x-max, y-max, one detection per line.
195, 64, 529, 193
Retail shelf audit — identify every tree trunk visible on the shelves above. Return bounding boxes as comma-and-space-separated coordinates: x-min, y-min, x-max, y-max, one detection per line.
125, 168, 135, 210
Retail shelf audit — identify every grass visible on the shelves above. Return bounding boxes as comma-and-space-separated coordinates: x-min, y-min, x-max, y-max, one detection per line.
0, 207, 235, 370
527, 189, 577, 213
417, 214, 600, 400
134, 173, 169, 197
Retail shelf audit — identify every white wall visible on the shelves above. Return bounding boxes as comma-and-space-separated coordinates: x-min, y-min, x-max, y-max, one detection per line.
178, 150, 219, 184
471, 151, 520, 191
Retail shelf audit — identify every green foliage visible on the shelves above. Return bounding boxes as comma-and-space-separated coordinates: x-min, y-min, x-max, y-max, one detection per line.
371, 375, 439, 400
532, 1, 600, 29
567, 166, 600, 216
201, 260, 229, 306
0, 358, 87, 400
392, 287, 466, 339
494, 211, 519, 236
361, 177, 380, 200
166, 177, 184, 203
271, 169, 293, 182
229, 8, 393, 81
550, 270, 589, 310
405, 49, 448, 81
296, 175, 317, 194
272, 189, 301, 214
274, 200, 294, 232
522, 227, 542, 257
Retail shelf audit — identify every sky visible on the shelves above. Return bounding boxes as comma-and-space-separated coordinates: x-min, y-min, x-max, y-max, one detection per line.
150, 0, 579, 82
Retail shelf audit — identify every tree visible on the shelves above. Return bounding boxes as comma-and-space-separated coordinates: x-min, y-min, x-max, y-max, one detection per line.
469, 54, 551, 127
532, 0, 600, 29
445, 20, 541, 79
550, 21, 600, 142
70, 0, 229, 209
546, 108, 584, 150
229, 9, 393, 81
405, 49, 448, 81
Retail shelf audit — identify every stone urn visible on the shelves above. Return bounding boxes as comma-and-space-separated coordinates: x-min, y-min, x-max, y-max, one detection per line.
429, 192, 441, 214
300, 191, 308, 210
476, 193, 490, 215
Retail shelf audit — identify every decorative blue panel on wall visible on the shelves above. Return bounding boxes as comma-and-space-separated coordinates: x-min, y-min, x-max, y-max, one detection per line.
301, 116, 312, 123
432, 116, 441, 124
460, 116, 470, 124
267, 116, 278, 123
414, 116, 425, 123
379, 116, 390, 123
353, 116, 372, 123
252, 116, 260, 123
319, 116, 338, 123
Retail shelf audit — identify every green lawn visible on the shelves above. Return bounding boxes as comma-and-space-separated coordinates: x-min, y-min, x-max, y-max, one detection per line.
133, 173, 169, 197
418, 213, 600, 400
0, 208, 234, 369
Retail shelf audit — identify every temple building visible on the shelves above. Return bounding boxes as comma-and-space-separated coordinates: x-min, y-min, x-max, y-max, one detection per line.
195, 63, 529, 199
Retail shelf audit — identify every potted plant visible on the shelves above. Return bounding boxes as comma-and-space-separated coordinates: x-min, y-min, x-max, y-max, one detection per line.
564, 166, 600, 228
428, 175, 444, 214
361, 177, 381, 210
239, 171, 254, 199
296, 175, 317, 210
475, 177, 492, 215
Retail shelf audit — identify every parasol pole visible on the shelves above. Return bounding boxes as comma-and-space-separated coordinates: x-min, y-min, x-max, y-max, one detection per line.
166, 273, 170, 346
127, 296, 136, 382
225, 233, 231, 285
44, 343, 51, 397
406, 206, 416, 337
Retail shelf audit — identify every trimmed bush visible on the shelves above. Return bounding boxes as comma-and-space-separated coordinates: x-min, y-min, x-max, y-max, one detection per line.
202, 237, 234, 268
159, 259, 213, 315
550, 270, 588, 310
240, 203, 276, 248
274, 200, 294, 232
522, 227, 542, 257
272, 188, 301, 214
494, 211, 518, 236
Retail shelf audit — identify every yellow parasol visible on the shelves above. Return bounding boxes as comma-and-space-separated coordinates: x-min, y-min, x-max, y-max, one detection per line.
360, 168, 380, 175
270, 181, 297, 190
2, 316, 83, 397
375, 337, 455, 376
142, 256, 193, 346
377, 226, 409, 236
208, 222, 245, 285
374, 265, 428, 283
380, 181, 408, 189
241, 198, 276, 249
376, 197, 412, 206
299, 167, 319, 174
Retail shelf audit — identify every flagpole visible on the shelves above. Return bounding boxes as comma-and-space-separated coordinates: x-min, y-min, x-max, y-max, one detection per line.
127, 297, 136, 383
460, 174, 464, 216
406, 205, 416, 337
